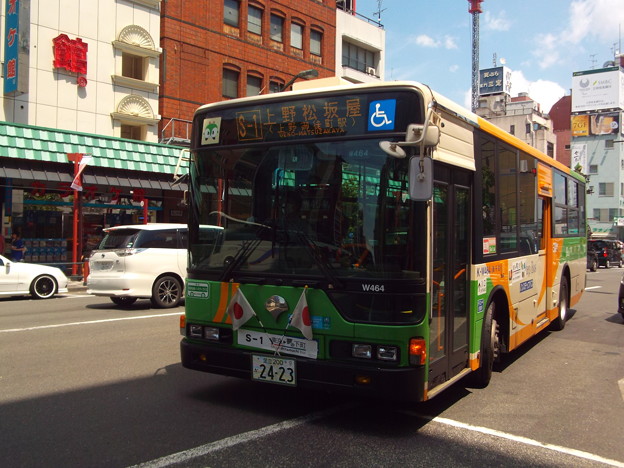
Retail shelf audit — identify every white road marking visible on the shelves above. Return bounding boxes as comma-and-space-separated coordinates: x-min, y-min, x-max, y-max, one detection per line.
130, 401, 624, 468
0, 312, 181, 333
585, 286, 602, 290
408, 413, 624, 468
619, 377, 624, 402
128, 403, 356, 468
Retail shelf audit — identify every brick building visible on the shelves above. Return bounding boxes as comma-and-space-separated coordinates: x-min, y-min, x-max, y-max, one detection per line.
159, 0, 337, 144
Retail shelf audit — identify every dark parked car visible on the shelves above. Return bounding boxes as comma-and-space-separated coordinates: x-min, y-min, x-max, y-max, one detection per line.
588, 239, 623, 268
587, 247, 599, 271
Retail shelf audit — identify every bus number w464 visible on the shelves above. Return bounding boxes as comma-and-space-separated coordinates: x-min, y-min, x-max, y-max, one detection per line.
362, 284, 385, 292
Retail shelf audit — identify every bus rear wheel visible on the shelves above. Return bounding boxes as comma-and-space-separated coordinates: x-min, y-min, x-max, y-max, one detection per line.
470, 300, 500, 388
550, 276, 568, 331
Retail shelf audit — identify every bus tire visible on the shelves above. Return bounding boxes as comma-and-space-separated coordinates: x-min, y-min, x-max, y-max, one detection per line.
471, 300, 500, 388
550, 276, 568, 331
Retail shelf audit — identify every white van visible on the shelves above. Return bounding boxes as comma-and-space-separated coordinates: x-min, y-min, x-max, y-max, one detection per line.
87, 224, 188, 308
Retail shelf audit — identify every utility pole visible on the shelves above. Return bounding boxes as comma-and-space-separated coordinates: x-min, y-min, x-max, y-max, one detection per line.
468, 0, 483, 113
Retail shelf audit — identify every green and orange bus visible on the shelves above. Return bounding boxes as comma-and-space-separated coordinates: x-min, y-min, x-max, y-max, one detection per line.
180, 79, 586, 401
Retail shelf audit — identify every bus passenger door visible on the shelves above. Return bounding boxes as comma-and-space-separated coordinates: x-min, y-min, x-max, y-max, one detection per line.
428, 167, 471, 390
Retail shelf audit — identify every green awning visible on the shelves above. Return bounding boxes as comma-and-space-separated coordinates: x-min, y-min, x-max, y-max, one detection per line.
0, 122, 187, 175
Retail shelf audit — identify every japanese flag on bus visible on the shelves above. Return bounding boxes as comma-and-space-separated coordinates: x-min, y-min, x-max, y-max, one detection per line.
226, 287, 256, 330
289, 288, 313, 340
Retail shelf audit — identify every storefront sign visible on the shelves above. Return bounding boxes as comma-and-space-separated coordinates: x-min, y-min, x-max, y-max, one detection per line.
3, 0, 30, 95
53, 34, 88, 87
570, 143, 587, 174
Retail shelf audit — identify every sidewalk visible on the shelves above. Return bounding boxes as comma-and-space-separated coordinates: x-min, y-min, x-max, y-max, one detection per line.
67, 279, 88, 292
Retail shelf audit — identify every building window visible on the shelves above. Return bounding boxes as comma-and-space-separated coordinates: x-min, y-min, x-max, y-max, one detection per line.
592, 208, 600, 221
599, 182, 614, 197
509, 124, 515, 135
589, 164, 598, 174
342, 41, 375, 73
224, 0, 240, 27
525, 123, 531, 134
269, 80, 282, 93
248, 5, 262, 35
310, 30, 322, 56
609, 208, 619, 221
270, 14, 283, 42
121, 124, 145, 140
122, 53, 146, 80
223, 68, 239, 98
112, 25, 160, 93
291, 23, 303, 49
547, 142, 554, 158
247, 75, 262, 96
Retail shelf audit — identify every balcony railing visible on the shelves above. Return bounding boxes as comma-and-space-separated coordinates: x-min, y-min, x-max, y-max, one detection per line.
160, 118, 192, 146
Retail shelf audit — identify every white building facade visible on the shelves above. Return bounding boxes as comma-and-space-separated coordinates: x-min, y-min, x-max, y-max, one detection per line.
0, 0, 185, 264
1, 0, 162, 140
335, 2, 385, 84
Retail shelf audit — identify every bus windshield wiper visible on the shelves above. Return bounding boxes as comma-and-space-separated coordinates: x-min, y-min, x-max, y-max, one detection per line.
219, 237, 263, 282
295, 232, 343, 289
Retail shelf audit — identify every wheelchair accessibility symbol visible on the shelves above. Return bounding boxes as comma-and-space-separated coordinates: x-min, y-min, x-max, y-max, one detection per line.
368, 99, 396, 131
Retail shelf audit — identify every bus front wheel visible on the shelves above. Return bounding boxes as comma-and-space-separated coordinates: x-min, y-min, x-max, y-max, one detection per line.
471, 300, 500, 388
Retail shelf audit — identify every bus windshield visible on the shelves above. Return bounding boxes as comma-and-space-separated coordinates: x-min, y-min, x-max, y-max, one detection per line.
188, 138, 427, 284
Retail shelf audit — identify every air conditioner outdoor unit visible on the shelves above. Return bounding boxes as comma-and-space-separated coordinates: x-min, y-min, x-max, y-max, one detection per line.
366, 67, 376, 75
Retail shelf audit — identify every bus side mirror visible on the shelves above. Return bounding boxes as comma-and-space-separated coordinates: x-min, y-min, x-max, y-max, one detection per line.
409, 157, 433, 201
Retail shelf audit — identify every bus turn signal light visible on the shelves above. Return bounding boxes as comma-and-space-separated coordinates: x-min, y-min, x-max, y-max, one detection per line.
179, 315, 186, 336
409, 338, 427, 365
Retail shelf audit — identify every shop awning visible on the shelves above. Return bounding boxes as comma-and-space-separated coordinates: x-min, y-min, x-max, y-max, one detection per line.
0, 157, 187, 191
0, 122, 187, 175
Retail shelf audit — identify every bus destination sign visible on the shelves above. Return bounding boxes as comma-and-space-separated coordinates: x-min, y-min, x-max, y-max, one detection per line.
198, 91, 421, 147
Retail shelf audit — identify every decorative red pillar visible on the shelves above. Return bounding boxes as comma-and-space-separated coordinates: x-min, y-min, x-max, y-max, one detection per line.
143, 198, 149, 224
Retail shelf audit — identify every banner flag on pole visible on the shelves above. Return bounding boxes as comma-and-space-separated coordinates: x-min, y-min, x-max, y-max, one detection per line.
226, 287, 256, 330
70, 154, 93, 191
289, 288, 313, 340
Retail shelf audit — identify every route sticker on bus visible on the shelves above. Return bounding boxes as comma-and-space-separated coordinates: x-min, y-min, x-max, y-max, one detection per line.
251, 355, 296, 386
238, 329, 318, 359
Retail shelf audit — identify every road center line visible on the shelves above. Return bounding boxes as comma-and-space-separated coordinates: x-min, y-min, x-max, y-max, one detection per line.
128, 403, 357, 468
0, 312, 181, 333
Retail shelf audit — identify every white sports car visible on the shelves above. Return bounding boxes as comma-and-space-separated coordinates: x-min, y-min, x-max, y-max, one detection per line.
0, 254, 69, 299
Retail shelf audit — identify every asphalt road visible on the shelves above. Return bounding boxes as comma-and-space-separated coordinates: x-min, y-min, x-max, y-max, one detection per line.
0, 270, 623, 468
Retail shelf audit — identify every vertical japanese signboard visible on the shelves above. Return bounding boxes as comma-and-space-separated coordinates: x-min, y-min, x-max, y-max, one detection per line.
3, 0, 30, 95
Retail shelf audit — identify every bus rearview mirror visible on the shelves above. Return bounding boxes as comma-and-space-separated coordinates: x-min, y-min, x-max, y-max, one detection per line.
409, 157, 433, 201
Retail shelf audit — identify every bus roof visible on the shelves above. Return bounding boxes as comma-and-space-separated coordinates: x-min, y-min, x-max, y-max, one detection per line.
194, 79, 582, 181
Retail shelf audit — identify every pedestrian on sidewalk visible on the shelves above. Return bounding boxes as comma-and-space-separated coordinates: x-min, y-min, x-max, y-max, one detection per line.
11, 232, 26, 262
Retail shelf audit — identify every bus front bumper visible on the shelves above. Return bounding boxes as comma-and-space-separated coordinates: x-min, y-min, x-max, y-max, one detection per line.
180, 339, 426, 402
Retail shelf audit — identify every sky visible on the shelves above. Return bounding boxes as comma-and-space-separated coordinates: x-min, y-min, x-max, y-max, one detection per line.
354, 0, 624, 112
